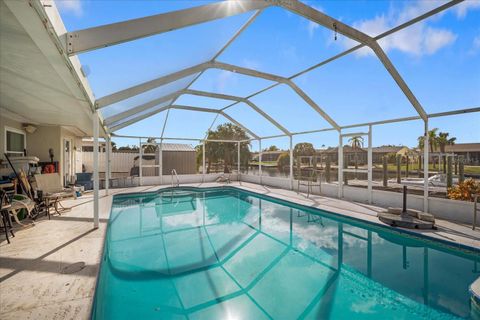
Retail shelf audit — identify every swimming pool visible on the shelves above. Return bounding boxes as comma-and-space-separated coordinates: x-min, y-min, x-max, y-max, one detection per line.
92, 187, 480, 319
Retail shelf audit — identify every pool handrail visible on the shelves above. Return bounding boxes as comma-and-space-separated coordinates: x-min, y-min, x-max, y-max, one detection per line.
171, 169, 179, 187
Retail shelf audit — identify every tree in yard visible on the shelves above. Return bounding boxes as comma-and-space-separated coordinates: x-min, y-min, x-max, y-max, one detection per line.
417, 128, 439, 153
293, 143, 315, 157
196, 123, 251, 173
143, 137, 157, 154
264, 145, 279, 152
348, 136, 364, 171
293, 143, 315, 178
118, 145, 139, 151
437, 132, 456, 173
277, 152, 290, 173
437, 132, 456, 153
418, 128, 439, 168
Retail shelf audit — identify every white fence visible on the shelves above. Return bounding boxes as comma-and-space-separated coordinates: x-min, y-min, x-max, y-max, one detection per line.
82, 152, 476, 225
240, 174, 475, 225
82, 151, 158, 176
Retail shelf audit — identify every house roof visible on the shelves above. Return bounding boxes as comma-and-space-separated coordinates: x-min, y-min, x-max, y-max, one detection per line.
322, 146, 367, 153
1, 1, 99, 136
252, 151, 286, 155
371, 146, 406, 153
161, 143, 195, 152
444, 143, 480, 153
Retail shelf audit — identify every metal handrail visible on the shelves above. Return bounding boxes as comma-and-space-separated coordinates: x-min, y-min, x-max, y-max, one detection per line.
474, 193, 479, 230
171, 169, 179, 187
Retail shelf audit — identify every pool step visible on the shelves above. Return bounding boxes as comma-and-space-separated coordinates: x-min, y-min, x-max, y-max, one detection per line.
378, 212, 434, 229
387, 207, 435, 223
471, 277, 480, 319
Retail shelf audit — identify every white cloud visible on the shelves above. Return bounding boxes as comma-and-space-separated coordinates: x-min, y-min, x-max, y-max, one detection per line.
341, 0, 457, 57
306, 5, 323, 38
307, 21, 319, 38
474, 35, 480, 49
455, 0, 480, 19
55, 0, 83, 17
242, 59, 261, 71
468, 34, 480, 55
217, 70, 237, 93
424, 27, 458, 54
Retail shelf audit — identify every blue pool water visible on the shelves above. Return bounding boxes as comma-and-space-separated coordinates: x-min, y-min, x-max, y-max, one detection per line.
92, 187, 480, 319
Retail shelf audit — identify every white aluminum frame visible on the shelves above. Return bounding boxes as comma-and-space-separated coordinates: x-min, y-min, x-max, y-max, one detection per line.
64, 1, 271, 55
59, 0, 476, 224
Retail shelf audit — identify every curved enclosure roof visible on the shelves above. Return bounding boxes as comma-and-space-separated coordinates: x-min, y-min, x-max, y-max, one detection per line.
56, 0, 480, 141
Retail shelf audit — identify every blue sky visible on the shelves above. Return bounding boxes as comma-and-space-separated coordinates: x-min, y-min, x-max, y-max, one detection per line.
56, 0, 480, 149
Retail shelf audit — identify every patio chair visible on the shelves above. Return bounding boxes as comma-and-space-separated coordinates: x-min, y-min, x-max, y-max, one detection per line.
34, 173, 75, 218
119, 166, 139, 187
75, 172, 93, 190
216, 173, 231, 184
0, 190, 15, 244
6, 194, 36, 226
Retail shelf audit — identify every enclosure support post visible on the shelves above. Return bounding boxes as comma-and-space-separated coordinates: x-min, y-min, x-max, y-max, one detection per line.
259, 139, 262, 184
160, 138, 163, 185
338, 131, 343, 198
105, 135, 111, 195
423, 120, 429, 212
202, 140, 206, 183
93, 111, 99, 229
368, 125, 372, 204
289, 135, 293, 190
237, 141, 241, 178
139, 138, 143, 186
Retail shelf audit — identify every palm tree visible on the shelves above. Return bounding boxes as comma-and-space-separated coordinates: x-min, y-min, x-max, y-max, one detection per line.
437, 132, 456, 153
437, 132, 456, 173
417, 128, 439, 153
349, 136, 364, 172
418, 128, 439, 168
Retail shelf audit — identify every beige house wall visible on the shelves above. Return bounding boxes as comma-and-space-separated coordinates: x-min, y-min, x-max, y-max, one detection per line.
26, 126, 61, 163
1, 114, 84, 186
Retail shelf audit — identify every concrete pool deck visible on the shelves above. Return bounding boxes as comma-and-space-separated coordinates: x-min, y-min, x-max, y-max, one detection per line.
1, 182, 479, 319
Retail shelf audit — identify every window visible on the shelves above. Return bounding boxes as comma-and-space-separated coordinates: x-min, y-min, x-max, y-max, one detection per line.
5, 127, 26, 156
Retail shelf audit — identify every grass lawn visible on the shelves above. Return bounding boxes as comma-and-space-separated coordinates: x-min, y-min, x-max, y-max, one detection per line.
465, 166, 480, 174
249, 161, 278, 167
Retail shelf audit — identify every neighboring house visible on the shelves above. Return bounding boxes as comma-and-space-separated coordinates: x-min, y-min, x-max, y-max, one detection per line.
371, 146, 407, 163
445, 143, 480, 165
318, 146, 368, 165
313, 145, 410, 165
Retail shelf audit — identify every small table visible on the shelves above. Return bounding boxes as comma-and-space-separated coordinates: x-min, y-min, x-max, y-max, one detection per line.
44, 193, 71, 219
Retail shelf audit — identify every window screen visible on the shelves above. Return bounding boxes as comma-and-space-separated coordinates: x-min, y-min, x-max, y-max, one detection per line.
6, 129, 25, 154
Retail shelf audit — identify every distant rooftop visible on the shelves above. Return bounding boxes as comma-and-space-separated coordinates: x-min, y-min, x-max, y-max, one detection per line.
161, 143, 195, 152
445, 143, 480, 152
